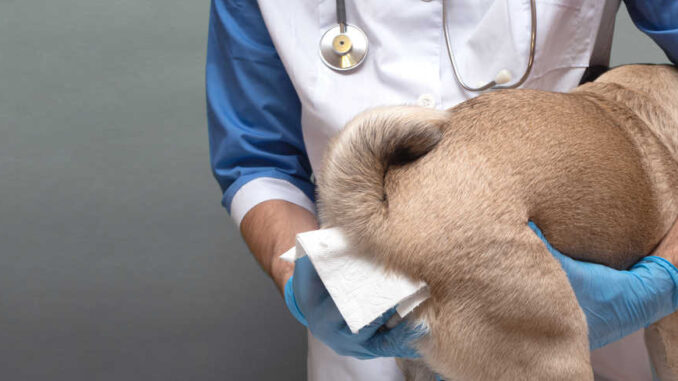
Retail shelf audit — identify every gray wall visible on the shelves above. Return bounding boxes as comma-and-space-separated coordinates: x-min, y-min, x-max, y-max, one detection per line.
0, 2, 670, 380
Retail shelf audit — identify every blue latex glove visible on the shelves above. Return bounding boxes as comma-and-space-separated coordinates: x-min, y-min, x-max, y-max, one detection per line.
529, 221, 678, 349
284, 256, 426, 359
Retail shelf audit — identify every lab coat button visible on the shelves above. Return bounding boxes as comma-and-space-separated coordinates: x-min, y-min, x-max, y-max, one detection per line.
417, 94, 436, 108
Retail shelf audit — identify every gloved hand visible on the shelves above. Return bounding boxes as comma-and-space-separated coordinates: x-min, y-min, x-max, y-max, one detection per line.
284, 255, 426, 359
529, 221, 678, 349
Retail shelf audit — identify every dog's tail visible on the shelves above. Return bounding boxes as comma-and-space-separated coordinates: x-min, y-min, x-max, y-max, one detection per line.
317, 106, 448, 244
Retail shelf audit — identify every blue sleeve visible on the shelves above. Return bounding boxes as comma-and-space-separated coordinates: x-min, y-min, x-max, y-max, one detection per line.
624, 0, 678, 64
206, 0, 314, 213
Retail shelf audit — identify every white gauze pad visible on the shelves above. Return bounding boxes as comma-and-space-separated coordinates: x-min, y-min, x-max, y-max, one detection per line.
280, 227, 429, 333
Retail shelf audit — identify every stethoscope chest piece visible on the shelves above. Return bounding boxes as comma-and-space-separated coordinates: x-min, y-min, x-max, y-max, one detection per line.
319, 24, 368, 71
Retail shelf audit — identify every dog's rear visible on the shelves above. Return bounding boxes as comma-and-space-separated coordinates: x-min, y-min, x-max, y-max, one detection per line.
317, 65, 678, 380
584, 65, 678, 381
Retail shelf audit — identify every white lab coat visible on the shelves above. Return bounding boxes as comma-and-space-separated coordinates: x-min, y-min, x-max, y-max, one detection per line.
244, 0, 652, 379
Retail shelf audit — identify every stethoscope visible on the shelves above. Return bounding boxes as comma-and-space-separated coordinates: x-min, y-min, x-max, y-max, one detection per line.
319, 0, 537, 92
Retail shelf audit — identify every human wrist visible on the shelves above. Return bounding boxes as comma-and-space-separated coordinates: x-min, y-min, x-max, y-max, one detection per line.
271, 254, 294, 295
240, 199, 318, 294
639, 256, 678, 310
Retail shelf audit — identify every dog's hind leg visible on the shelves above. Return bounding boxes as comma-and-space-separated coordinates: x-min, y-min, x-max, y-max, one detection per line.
646, 312, 678, 380
407, 223, 594, 380
396, 358, 437, 381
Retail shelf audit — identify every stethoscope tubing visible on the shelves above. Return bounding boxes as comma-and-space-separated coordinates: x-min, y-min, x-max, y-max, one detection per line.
324, 0, 537, 92
336, 0, 347, 33
443, 0, 537, 91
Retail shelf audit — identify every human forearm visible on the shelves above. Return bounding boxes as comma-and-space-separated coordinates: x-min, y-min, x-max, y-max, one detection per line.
530, 221, 678, 349
240, 199, 318, 294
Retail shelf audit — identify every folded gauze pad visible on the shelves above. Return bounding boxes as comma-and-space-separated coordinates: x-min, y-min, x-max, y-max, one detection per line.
280, 227, 430, 334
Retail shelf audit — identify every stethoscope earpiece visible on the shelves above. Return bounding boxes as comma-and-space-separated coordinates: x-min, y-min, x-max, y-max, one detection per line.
494, 69, 512, 85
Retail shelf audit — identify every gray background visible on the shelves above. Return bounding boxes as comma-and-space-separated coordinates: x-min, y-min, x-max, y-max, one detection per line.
0, 2, 671, 380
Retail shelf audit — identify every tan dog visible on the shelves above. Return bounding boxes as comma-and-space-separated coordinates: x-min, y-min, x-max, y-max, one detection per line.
316, 64, 678, 380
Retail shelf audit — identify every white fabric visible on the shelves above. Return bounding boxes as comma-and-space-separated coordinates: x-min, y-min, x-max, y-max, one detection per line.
230, 177, 316, 227
258, 0, 612, 178
281, 228, 429, 333
252, 0, 647, 379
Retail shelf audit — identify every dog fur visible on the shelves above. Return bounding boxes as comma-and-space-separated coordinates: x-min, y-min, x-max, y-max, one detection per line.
315, 65, 678, 380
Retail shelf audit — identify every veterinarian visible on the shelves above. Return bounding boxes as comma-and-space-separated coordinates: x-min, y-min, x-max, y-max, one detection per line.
207, 1, 678, 380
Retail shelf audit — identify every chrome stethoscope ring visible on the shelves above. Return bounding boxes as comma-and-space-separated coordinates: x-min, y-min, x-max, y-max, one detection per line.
319, 23, 368, 71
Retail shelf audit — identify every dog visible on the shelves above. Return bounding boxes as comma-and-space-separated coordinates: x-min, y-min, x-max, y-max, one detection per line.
315, 64, 678, 380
